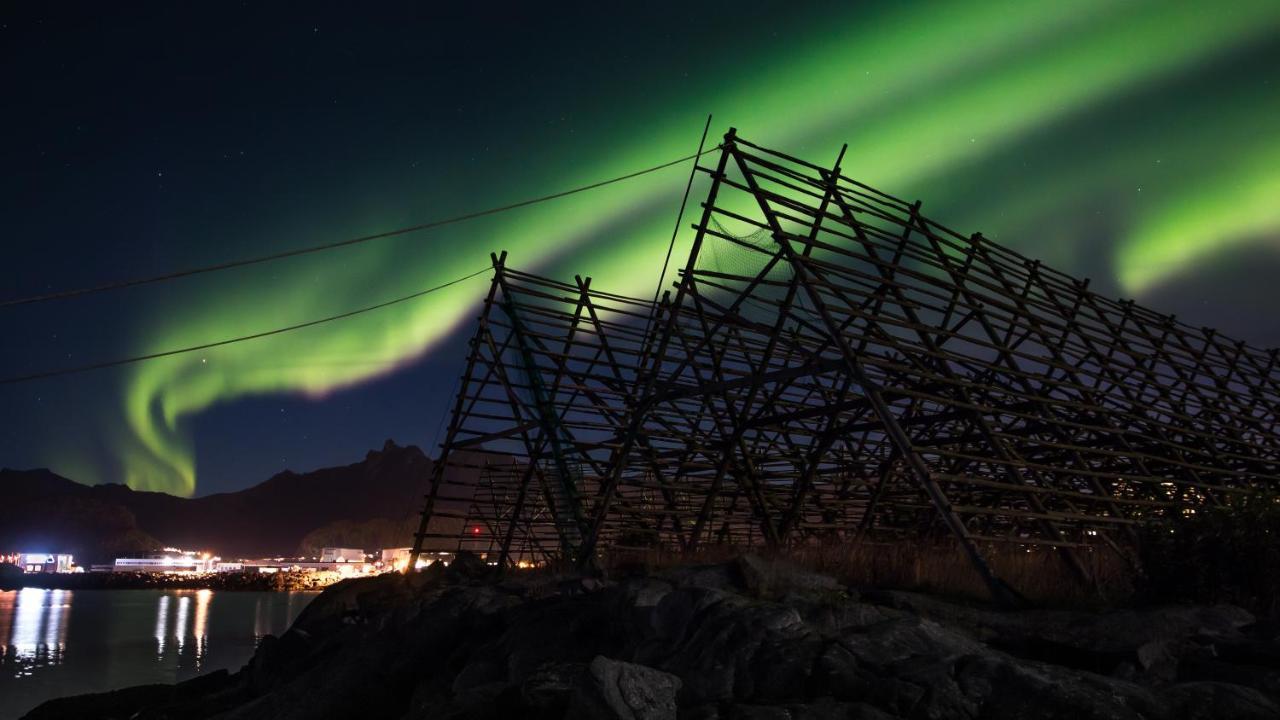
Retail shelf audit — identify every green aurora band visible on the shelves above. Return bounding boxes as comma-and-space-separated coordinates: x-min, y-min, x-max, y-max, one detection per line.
119, 0, 1280, 494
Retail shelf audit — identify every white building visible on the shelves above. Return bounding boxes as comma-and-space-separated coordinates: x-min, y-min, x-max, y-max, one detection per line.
242, 558, 373, 577
378, 547, 453, 572
379, 547, 411, 568
319, 547, 365, 563
11, 553, 75, 573
113, 548, 215, 574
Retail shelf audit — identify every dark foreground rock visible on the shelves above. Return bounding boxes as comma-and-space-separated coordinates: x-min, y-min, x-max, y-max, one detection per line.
25, 554, 1280, 719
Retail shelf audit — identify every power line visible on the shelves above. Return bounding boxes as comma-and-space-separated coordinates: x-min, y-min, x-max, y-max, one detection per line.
0, 266, 492, 385
644, 114, 712, 355
2, 147, 720, 308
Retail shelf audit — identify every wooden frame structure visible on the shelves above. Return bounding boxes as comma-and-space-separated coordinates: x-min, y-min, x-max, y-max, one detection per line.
409, 130, 1280, 597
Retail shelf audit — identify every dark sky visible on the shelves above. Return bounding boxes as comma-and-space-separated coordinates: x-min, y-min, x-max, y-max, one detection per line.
2, 2, 1278, 496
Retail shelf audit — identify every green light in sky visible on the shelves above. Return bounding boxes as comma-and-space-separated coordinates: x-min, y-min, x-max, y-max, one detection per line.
1119, 136, 1280, 294
116, 0, 1280, 494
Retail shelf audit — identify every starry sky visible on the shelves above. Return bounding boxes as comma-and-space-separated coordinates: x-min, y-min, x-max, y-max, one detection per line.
2, 1, 1278, 496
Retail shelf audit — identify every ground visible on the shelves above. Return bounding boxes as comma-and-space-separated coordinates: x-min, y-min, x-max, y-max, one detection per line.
23, 554, 1280, 719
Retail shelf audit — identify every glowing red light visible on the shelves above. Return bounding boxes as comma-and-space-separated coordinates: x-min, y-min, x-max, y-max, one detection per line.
472, 527, 481, 535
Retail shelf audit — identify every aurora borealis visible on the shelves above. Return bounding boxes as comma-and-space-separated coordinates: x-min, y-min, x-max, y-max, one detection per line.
3, 1, 1279, 496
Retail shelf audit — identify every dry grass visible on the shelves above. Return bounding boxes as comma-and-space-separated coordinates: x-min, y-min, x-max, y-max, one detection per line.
604, 539, 1139, 608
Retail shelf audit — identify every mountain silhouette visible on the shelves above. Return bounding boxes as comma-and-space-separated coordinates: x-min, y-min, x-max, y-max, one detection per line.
0, 439, 431, 563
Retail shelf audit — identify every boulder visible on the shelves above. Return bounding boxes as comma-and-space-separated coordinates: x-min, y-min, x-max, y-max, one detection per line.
658, 562, 739, 592
445, 550, 491, 582
567, 656, 682, 720
22, 558, 1280, 720
0, 562, 23, 586
952, 653, 1161, 720
1160, 681, 1280, 720
659, 594, 809, 704
521, 661, 587, 713
734, 554, 843, 600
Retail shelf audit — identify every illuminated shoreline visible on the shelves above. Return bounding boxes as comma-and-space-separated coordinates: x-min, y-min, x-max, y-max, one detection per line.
0, 570, 337, 593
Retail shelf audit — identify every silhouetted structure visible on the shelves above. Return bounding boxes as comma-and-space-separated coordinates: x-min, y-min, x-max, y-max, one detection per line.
409, 130, 1280, 597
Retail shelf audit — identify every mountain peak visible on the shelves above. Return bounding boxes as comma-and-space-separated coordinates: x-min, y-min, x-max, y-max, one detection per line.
1, 442, 434, 561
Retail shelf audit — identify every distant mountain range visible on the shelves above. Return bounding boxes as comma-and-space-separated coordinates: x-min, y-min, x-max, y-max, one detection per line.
0, 440, 432, 563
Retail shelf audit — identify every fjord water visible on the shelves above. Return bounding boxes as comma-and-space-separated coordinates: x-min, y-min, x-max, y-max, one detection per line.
0, 588, 316, 719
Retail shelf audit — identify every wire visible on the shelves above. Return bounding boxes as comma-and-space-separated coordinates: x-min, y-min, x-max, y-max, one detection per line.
655, 116, 713, 305
2, 146, 721, 308
0, 266, 492, 385
640, 115, 713, 359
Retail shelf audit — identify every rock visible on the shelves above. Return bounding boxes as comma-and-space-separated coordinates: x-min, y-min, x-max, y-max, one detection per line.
809, 640, 866, 700
453, 657, 506, 693
1161, 681, 1280, 720
658, 562, 739, 592
680, 705, 721, 720
953, 653, 1161, 720
787, 698, 900, 720
21, 671, 234, 720
521, 661, 587, 712
790, 598, 890, 635
0, 562, 23, 585
446, 550, 491, 582
1136, 638, 1182, 683
643, 587, 740, 651
626, 578, 673, 610
725, 704, 791, 719
1177, 652, 1280, 697
734, 554, 843, 600
559, 576, 613, 596
728, 699, 898, 720
660, 594, 809, 704
245, 630, 316, 694
287, 571, 412, 637
485, 590, 627, 682
840, 616, 986, 670
862, 588, 1263, 685
568, 656, 682, 720
22, 558, 1280, 720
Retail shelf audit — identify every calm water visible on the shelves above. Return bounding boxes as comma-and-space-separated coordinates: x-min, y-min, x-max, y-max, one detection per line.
0, 588, 317, 719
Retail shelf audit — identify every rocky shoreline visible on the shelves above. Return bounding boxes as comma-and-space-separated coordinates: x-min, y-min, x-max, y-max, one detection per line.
24, 554, 1280, 719
0, 569, 340, 593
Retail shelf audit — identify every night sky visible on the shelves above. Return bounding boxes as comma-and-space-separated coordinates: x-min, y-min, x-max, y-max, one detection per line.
2, 2, 1278, 496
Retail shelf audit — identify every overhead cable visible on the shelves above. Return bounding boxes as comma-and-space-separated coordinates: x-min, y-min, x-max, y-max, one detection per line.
0, 266, 492, 384
2, 146, 720, 308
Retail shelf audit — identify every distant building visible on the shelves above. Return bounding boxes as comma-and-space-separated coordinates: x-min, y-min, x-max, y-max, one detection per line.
319, 547, 365, 563
412, 551, 454, 570
380, 547, 450, 572
242, 558, 373, 577
11, 553, 75, 573
379, 547, 411, 568
113, 548, 214, 574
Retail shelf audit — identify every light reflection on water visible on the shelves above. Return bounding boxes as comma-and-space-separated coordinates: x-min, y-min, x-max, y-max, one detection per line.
193, 589, 210, 661
0, 588, 315, 720
154, 594, 169, 657
0, 588, 71, 677
152, 590, 213, 671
